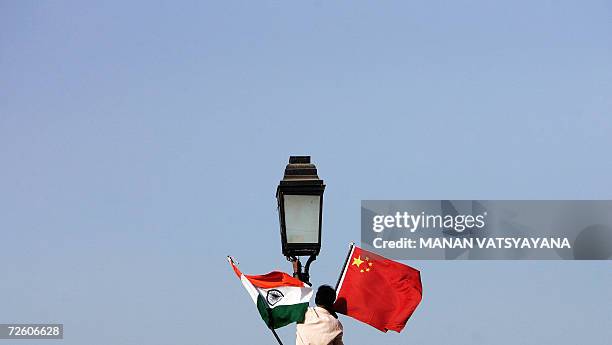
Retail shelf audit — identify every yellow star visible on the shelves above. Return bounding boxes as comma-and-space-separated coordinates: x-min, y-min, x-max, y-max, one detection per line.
369, 262, 373, 266
352, 255, 364, 268
360, 269, 364, 272
366, 268, 370, 272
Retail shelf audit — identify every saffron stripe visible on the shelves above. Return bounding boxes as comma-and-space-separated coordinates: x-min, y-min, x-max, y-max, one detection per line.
245, 271, 305, 288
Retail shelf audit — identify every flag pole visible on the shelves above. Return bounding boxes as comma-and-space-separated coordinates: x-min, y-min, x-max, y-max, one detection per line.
269, 327, 284, 345
268, 305, 285, 345
335, 242, 355, 291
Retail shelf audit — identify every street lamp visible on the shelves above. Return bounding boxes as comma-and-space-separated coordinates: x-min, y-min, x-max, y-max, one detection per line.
276, 156, 325, 284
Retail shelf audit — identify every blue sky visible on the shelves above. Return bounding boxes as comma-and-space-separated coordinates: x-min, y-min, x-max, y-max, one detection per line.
1, 1, 611, 344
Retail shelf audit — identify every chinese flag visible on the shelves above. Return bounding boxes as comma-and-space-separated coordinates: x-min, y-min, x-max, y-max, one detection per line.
333, 246, 422, 332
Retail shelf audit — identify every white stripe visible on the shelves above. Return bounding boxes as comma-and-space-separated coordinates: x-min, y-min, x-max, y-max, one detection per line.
256, 285, 313, 309
335, 245, 355, 294
239, 274, 260, 304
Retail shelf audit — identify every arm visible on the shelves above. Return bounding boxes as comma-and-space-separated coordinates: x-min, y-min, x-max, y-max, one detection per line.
288, 256, 314, 285
291, 258, 301, 279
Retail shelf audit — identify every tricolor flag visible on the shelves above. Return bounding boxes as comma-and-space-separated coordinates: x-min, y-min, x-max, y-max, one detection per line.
228, 257, 313, 329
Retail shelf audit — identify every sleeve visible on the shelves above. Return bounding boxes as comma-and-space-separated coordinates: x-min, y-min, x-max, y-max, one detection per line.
332, 333, 344, 345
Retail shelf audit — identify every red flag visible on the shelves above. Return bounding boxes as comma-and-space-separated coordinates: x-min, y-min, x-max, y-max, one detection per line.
333, 246, 423, 332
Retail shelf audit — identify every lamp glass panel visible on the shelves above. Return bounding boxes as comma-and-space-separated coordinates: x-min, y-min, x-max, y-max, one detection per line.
283, 194, 321, 244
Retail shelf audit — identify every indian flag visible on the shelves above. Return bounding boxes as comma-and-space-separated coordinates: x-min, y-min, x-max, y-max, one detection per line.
227, 257, 313, 329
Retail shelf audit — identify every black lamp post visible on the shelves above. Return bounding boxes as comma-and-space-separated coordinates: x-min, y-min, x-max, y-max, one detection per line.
276, 156, 325, 284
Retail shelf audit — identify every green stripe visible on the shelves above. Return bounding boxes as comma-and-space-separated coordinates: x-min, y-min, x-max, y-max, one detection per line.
256, 295, 308, 329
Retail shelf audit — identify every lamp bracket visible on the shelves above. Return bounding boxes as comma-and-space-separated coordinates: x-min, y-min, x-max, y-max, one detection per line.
287, 255, 316, 286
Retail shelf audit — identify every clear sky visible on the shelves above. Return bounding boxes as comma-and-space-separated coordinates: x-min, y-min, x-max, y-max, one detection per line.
1, 1, 611, 344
